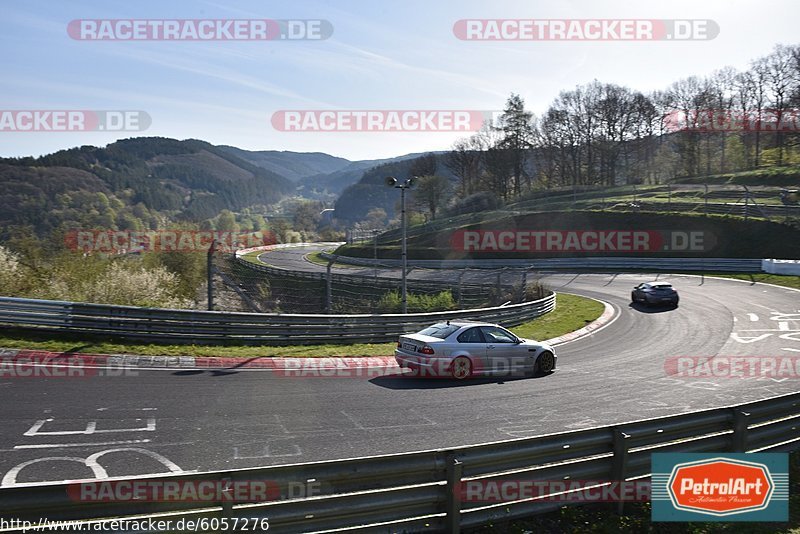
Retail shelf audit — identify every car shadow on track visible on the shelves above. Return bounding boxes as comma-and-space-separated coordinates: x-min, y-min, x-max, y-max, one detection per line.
369, 372, 551, 389
172, 369, 240, 377
629, 302, 679, 314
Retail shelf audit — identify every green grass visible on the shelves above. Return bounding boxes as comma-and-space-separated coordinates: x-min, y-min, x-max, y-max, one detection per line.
0, 292, 604, 358
512, 293, 605, 341
678, 272, 800, 291
305, 250, 361, 268
239, 250, 266, 264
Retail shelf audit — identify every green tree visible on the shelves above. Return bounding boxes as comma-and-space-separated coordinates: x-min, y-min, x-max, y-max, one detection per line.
412, 175, 450, 220
216, 210, 238, 232
496, 93, 534, 197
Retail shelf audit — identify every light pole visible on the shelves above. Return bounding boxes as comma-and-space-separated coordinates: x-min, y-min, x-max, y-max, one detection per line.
386, 176, 414, 313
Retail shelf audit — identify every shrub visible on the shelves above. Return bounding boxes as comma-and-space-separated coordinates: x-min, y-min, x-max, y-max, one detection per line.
377, 290, 456, 313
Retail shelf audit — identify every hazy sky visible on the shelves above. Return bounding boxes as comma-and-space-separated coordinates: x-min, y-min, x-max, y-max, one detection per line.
2, 0, 798, 161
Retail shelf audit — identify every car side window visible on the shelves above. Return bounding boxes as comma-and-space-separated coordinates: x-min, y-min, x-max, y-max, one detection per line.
457, 327, 484, 343
480, 326, 516, 343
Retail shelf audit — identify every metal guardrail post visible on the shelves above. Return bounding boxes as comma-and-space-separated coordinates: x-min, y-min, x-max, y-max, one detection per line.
731, 409, 751, 452
219, 476, 233, 517
445, 454, 463, 534
207, 239, 216, 311
456, 271, 464, 307
611, 429, 630, 515
667, 183, 672, 211
326, 260, 333, 313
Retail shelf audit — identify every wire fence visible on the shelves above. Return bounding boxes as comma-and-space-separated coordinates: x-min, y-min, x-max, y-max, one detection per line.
214, 253, 547, 314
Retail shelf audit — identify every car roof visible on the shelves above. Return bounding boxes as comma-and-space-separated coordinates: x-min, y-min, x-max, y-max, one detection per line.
434, 321, 496, 328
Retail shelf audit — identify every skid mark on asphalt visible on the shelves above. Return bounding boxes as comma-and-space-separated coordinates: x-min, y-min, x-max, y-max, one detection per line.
340, 409, 437, 430
233, 438, 303, 460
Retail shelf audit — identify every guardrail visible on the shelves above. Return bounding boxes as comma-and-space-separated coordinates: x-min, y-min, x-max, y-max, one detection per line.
1, 391, 797, 533
318, 253, 764, 272
0, 293, 555, 346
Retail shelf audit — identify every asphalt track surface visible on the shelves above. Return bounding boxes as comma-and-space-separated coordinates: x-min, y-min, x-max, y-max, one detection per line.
1, 244, 799, 486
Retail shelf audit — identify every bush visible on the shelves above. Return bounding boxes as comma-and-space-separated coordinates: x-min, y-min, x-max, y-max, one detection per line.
0, 245, 27, 296
487, 281, 548, 307
377, 290, 456, 313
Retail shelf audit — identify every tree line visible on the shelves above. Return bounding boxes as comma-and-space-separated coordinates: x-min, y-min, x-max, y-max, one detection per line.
445, 43, 800, 203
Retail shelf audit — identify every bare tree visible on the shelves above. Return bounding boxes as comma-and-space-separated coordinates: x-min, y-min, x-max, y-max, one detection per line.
411, 175, 450, 220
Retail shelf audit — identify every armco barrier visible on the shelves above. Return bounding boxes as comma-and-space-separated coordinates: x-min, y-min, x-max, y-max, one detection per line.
319, 253, 764, 272
763, 259, 800, 275
0, 392, 797, 533
0, 293, 555, 345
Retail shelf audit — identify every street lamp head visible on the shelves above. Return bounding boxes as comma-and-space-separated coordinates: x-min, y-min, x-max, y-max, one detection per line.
405, 177, 415, 188
385, 176, 397, 187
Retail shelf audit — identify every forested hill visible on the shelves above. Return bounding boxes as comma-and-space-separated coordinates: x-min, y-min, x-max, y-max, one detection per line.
0, 137, 294, 239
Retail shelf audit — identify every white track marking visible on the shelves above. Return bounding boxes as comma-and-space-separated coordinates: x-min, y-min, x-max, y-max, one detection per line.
24, 418, 156, 436
85, 448, 183, 475
730, 333, 773, 344
747, 313, 759, 322
2, 457, 108, 486
14, 439, 151, 449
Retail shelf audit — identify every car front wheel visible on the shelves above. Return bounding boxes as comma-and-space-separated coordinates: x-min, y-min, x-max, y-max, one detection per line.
450, 356, 472, 380
536, 351, 555, 374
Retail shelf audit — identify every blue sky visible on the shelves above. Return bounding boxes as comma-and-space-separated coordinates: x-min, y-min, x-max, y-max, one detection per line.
2, 0, 799, 161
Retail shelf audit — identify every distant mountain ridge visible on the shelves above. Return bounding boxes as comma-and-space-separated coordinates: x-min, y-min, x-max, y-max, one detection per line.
0, 137, 294, 238
218, 146, 437, 200
217, 146, 352, 182
0, 137, 443, 239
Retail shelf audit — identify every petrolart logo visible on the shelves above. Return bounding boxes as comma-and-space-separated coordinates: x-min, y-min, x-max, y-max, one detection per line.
652, 453, 789, 522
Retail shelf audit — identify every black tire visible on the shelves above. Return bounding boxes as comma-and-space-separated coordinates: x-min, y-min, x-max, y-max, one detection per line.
536, 351, 555, 374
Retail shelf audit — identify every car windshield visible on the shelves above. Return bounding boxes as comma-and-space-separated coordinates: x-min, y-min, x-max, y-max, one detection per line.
417, 324, 459, 339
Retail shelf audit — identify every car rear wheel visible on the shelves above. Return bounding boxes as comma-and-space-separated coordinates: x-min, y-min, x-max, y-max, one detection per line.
451, 356, 472, 379
536, 351, 555, 374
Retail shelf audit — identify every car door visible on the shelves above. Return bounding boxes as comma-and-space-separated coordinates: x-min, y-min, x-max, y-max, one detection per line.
455, 327, 488, 373
480, 326, 525, 375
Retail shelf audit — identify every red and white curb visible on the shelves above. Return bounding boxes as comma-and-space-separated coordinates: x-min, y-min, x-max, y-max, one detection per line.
0, 349, 397, 372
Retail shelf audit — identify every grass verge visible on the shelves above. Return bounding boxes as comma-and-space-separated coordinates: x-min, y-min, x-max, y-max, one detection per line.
683, 272, 800, 291
0, 293, 603, 358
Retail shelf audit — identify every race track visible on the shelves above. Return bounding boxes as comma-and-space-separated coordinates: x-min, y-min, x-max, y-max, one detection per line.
1, 245, 799, 486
